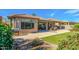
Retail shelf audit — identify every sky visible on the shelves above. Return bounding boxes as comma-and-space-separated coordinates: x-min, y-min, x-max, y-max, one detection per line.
0, 9, 79, 22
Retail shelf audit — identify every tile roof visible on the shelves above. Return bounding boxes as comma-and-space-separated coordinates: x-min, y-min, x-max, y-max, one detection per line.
48, 18, 64, 22
8, 14, 77, 23
8, 14, 40, 19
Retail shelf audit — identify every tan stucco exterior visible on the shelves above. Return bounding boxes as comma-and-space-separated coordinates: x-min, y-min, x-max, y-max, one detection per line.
8, 14, 77, 35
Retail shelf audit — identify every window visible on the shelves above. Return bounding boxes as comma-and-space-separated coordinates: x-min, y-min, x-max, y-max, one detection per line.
21, 22, 34, 29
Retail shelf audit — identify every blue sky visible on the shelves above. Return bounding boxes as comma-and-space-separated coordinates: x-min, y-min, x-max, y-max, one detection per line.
0, 9, 79, 22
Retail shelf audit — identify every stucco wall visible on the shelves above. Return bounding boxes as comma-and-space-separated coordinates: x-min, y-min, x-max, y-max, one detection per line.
11, 18, 39, 35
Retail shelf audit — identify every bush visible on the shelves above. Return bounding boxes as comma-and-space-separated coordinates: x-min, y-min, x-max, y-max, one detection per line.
0, 23, 13, 50
57, 33, 79, 50
73, 24, 79, 30
74, 24, 79, 28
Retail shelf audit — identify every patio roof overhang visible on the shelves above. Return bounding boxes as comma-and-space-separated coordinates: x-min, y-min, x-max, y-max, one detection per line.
7, 14, 40, 20
48, 18, 65, 22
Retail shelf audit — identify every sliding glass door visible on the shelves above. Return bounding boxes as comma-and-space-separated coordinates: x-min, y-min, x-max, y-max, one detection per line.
21, 22, 34, 29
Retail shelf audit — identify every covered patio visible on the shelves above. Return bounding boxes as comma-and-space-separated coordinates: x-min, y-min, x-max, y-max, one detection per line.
8, 14, 72, 36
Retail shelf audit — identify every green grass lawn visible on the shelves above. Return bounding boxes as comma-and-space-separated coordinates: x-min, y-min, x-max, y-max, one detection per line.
42, 32, 74, 45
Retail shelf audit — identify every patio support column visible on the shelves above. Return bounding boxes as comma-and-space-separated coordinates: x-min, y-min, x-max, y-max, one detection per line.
68, 22, 70, 25
65, 22, 70, 29
18, 19, 21, 30
10, 18, 13, 27
35, 20, 39, 32
46, 22, 48, 30
9, 18, 15, 28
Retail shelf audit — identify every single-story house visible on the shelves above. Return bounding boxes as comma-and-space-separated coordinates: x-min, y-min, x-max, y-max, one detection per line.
7, 14, 77, 35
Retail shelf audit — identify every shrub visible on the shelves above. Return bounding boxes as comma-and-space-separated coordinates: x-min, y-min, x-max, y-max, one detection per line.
57, 33, 79, 50
0, 23, 13, 50
73, 24, 79, 30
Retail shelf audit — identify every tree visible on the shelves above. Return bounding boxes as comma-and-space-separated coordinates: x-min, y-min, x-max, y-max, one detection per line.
31, 13, 37, 16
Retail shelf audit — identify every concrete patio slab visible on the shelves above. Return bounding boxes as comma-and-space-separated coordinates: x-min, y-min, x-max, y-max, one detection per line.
13, 30, 70, 40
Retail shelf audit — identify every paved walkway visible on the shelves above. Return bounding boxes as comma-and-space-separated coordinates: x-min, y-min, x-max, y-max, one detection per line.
13, 30, 70, 40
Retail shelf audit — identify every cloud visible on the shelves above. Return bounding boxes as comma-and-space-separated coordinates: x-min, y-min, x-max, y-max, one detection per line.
50, 13, 55, 17
74, 14, 79, 16
64, 9, 79, 14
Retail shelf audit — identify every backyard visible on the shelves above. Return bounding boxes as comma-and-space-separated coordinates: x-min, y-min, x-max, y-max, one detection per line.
0, 21, 79, 50
42, 32, 74, 45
